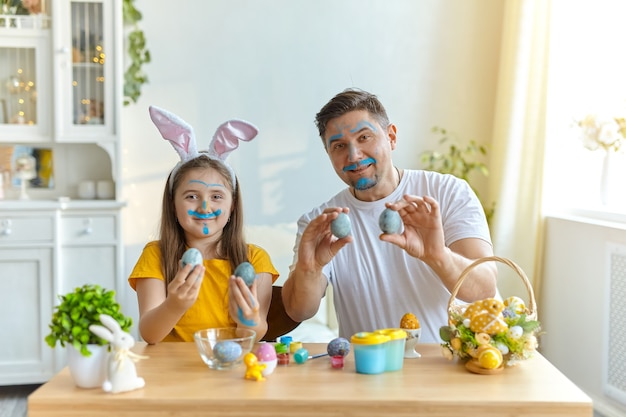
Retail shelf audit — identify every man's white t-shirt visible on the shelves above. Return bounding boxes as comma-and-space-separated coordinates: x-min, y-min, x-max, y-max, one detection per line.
291, 169, 492, 343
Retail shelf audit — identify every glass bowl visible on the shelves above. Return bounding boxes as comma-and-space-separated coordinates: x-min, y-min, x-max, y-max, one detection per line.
194, 328, 256, 370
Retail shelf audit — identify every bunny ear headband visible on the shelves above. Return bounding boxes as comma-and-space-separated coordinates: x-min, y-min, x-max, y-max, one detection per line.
148, 105, 258, 193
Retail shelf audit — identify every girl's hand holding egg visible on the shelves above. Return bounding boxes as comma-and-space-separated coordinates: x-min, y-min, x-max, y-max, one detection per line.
234, 262, 256, 286
181, 248, 203, 268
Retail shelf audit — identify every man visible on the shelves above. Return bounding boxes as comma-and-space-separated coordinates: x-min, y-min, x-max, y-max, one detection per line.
282, 88, 497, 342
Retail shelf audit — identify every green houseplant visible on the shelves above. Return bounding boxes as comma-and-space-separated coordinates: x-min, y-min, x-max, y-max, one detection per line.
45, 284, 133, 357
122, 0, 150, 105
420, 126, 496, 225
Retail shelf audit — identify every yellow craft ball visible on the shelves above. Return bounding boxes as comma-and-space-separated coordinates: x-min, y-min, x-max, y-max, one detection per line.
478, 347, 503, 369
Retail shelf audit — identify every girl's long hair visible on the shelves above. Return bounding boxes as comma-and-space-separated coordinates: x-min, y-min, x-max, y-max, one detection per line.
158, 155, 248, 288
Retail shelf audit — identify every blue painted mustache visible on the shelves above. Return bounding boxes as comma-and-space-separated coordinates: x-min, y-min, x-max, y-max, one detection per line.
187, 209, 222, 219
342, 157, 376, 172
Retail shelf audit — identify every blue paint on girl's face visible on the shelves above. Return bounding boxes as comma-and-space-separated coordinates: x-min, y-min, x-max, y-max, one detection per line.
202, 201, 207, 210
188, 209, 222, 219
355, 177, 377, 191
343, 157, 376, 172
189, 179, 224, 188
237, 306, 257, 327
203, 223, 209, 235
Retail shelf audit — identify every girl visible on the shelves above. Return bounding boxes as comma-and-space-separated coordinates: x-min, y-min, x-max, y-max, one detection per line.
128, 106, 278, 343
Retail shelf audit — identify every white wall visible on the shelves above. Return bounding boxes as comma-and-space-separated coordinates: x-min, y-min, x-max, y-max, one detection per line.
118, 0, 504, 334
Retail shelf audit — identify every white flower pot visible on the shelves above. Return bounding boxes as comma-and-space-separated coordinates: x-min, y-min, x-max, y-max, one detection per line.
67, 344, 107, 389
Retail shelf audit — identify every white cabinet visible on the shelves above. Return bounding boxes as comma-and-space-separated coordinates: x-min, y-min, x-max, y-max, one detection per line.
0, 211, 56, 385
0, 0, 125, 386
0, 20, 52, 142
0, 202, 125, 385
0, 0, 122, 199
52, 0, 120, 142
59, 210, 122, 293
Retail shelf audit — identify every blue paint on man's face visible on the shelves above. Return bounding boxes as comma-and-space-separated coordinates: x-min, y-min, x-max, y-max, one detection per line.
202, 201, 207, 210
203, 223, 209, 235
349, 120, 377, 133
355, 177, 377, 191
188, 209, 222, 219
342, 157, 377, 172
326, 132, 343, 149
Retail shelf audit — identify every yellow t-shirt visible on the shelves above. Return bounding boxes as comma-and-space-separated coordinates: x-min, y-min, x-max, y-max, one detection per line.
128, 241, 279, 342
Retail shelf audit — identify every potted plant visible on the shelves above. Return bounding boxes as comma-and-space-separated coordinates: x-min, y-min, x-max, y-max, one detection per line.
420, 126, 496, 225
45, 284, 133, 388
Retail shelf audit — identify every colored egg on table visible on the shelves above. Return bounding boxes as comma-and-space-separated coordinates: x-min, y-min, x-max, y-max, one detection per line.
254, 343, 277, 361
181, 248, 203, 267
327, 337, 351, 357
213, 341, 242, 363
331, 213, 351, 238
379, 208, 402, 234
234, 262, 256, 286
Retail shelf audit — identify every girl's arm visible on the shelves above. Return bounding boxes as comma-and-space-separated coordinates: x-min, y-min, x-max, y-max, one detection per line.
135, 264, 204, 343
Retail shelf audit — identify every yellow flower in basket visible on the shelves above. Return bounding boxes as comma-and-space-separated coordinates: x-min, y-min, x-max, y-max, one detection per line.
440, 257, 542, 374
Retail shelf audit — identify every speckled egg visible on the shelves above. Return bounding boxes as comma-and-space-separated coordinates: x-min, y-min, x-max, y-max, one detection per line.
213, 341, 242, 363
234, 262, 256, 286
327, 337, 351, 357
181, 248, 203, 267
331, 213, 351, 238
379, 208, 402, 234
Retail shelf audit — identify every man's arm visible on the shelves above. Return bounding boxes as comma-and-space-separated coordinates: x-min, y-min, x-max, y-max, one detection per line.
382, 194, 497, 302
282, 208, 352, 322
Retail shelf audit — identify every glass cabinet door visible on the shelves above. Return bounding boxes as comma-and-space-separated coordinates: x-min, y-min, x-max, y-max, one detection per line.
53, 0, 116, 141
0, 35, 51, 142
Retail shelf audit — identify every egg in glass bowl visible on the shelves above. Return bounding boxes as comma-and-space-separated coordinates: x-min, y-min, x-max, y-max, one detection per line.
194, 328, 256, 370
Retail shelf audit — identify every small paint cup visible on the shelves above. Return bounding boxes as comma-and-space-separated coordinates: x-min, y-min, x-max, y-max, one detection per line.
374, 328, 407, 372
289, 341, 303, 354
293, 348, 309, 364
330, 355, 345, 369
350, 332, 390, 375
275, 343, 289, 365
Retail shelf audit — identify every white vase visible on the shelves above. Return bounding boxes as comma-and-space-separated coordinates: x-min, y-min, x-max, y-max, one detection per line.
600, 151, 615, 206
67, 344, 108, 389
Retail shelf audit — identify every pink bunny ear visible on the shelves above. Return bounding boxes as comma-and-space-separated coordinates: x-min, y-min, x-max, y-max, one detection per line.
209, 119, 259, 161
149, 105, 198, 162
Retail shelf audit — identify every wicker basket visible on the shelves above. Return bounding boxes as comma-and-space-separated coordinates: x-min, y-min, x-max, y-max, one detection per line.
442, 256, 540, 374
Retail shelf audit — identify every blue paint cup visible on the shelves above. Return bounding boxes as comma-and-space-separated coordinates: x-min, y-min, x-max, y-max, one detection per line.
374, 328, 407, 372
350, 332, 390, 375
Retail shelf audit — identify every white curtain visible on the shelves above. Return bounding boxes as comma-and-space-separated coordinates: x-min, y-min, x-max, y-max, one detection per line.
488, 0, 551, 302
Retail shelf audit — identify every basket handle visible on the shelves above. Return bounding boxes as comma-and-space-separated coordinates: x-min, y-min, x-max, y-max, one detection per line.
448, 256, 537, 321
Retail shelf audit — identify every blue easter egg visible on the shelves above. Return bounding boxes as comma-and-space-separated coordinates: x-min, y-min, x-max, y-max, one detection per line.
379, 208, 402, 234
327, 337, 351, 357
181, 248, 203, 267
213, 341, 242, 363
331, 213, 351, 238
234, 262, 256, 286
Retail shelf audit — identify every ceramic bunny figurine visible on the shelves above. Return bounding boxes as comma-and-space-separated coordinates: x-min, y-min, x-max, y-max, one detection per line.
89, 314, 147, 394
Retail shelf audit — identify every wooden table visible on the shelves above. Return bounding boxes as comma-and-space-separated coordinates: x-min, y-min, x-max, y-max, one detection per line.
28, 343, 592, 417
